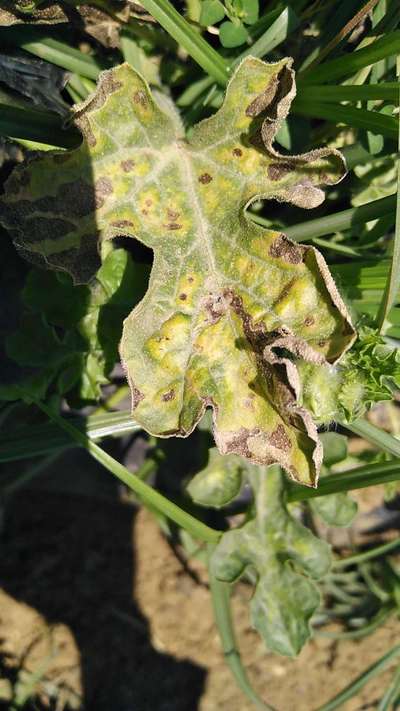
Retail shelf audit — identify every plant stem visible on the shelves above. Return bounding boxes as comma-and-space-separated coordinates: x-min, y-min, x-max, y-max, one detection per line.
315, 643, 400, 711
139, 0, 229, 85
333, 537, 400, 569
375, 95, 400, 332
208, 546, 276, 711
287, 460, 400, 501
34, 400, 221, 545
344, 418, 400, 458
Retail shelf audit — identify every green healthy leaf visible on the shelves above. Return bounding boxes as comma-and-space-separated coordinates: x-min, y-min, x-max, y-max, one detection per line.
210, 466, 332, 656
199, 0, 226, 26
219, 20, 248, 47
187, 447, 244, 507
0, 248, 147, 402
0, 58, 355, 485
242, 0, 259, 25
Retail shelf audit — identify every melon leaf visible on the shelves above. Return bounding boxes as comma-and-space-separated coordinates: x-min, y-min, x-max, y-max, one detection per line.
0, 57, 355, 485
210, 465, 331, 656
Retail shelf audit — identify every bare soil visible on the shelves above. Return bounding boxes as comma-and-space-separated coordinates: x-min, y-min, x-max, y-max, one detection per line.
0, 474, 399, 711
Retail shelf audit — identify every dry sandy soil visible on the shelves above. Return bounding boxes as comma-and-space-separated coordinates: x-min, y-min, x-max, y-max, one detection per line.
0, 446, 399, 711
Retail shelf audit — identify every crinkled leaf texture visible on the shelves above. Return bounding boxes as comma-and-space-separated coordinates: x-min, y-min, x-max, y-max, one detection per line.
0, 57, 356, 486
187, 447, 245, 508
0, 1, 68, 24
210, 466, 331, 656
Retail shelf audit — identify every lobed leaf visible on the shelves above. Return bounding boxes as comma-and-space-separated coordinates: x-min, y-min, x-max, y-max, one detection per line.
187, 447, 245, 507
0, 57, 356, 485
210, 465, 331, 656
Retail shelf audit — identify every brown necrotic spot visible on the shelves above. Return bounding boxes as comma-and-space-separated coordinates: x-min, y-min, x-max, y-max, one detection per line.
198, 173, 212, 184
188, 276, 194, 283
133, 90, 147, 107
77, 115, 96, 147
94, 177, 113, 208
268, 424, 292, 452
162, 389, 175, 402
245, 75, 279, 117
75, 74, 122, 123
111, 219, 134, 229
267, 162, 293, 181
304, 316, 315, 326
167, 209, 179, 220
53, 153, 72, 165
269, 235, 302, 264
131, 386, 144, 409
179, 293, 187, 301
232, 148, 242, 157
121, 159, 135, 173
164, 223, 182, 231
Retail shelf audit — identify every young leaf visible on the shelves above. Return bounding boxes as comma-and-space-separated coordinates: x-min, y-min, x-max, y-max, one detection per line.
0, 58, 355, 486
242, 0, 259, 25
310, 491, 357, 527
187, 447, 244, 507
199, 0, 226, 26
210, 466, 331, 656
219, 20, 248, 47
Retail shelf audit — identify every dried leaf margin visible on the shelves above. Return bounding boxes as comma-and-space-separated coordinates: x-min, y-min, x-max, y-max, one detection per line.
0, 57, 356, 486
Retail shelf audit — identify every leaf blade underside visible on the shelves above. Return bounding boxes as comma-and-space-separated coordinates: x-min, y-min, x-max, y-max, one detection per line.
0, 57, 355, 486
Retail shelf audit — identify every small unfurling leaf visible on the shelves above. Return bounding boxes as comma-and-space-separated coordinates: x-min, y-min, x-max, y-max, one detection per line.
187, 447, 244, 507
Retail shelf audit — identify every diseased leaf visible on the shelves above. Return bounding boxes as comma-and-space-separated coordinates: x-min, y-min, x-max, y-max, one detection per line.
320, 431, 348, 467
0, 1, 68, 24
210, 465, 331, 656
309, 491, 357, 527
0, 57, 356, 485
187, 447, 244, 507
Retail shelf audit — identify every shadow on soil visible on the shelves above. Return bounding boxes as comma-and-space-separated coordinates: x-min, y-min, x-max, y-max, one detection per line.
0, 447, 206, 711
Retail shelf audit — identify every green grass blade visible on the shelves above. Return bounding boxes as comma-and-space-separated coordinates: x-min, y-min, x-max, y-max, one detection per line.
292, 98, 398, 139
287, 460, 400, 501
34, 399, 221, 544
345, 419, 400, 458
2, 32, 103, 80
139, 0, 229, 84
304, 0, 381, 72
250, 195, 396, 241
375, 116, 400, 331
315, 644, 400, 711
301, 31, 400, 84
0, 410, 141, 463
299, 82, 399, 102
236, 6, 300, 62
378, 664, 400, 711
0, 104, 80, 148
208, 548, 276, 711
333, 538, 400, 569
